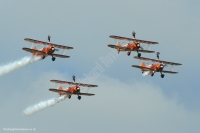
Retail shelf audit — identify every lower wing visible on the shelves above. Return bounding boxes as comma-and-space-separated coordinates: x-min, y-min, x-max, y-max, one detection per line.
22, 48, 46, 55
51, 53, 70, 58
49, 89, 95, 96
132, 65, 153, 71
162, 70, 178, 74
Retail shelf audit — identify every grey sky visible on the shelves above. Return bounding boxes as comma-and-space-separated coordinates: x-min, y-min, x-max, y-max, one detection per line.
0, 0, 200, 133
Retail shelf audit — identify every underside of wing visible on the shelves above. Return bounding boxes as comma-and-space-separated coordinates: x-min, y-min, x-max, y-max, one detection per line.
134, 56, 182, 66
24, 38, 73, 50
137, 49, 155, 53
107, 44, 125, 50
22, 48, 46, 55
132, 65, 153, 71
109, 35, 158, 44
76, 93, 95, 96
50, 80, 98, 87
51, 54, 70, 58
162, 70, 178, 74
49, 88, 71, 94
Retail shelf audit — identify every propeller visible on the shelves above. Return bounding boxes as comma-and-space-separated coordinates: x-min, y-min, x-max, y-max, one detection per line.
55, 49, 59, 51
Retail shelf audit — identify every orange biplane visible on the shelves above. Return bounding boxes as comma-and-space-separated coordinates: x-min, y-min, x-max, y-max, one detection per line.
49, 79, 98, 100
22, 35, 73, 61
108, 33, 158, 57
132, 54, 182, 78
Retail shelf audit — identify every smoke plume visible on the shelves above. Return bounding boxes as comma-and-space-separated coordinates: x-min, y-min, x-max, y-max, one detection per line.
0, 56, 41, 77
23, 96, 67, 116
142, 71, 151, 76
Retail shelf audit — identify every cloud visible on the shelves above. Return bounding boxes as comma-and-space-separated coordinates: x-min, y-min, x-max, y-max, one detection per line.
0, 71, 199, 133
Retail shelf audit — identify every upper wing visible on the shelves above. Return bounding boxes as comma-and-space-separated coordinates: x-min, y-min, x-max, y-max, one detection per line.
22, 47, 46, 55
52, 53, 70, 58
50, 80, 98, 87
134, 56, 182, 66
162, 70, 178, 74
109, 35, 158, 44
24, 38, 73, 50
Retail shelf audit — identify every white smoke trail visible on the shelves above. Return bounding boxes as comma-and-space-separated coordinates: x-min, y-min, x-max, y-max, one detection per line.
23, 96, 67, 116
0, 56, 41, 77
142, 71, 151, 76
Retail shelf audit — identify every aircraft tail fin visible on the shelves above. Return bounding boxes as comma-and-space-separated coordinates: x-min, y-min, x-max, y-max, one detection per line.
32, 46, 37, 55
117, 42, 121, 47
58, 86, 63, 90
33, 46, 37, 50
58, 86, 63, 96
141, 62, 146, 67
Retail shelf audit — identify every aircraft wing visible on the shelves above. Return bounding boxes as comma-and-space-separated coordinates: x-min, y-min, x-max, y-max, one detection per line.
49, 88, 71, 94
134, 56, 182, 66
107, 44, 125, 50
162, 70, 178, 74
109, 35, 158, 44
108, 44, 154, 53
24, 38, 73, 50
50, 80, 98, 87
137, 49, 155, 53
22, 47, 46, 55
49, 89, 95, 96
51, 54, 70, 58
73, 93, 95, 96
132, 65, 153, 71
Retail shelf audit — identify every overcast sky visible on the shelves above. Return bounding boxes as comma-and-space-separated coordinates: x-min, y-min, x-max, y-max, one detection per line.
0, 0, 200, 133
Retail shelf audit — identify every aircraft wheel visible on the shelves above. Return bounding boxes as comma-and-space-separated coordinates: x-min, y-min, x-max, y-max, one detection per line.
78, 96, 81, 100
42, 55, 45, 59
68, 95, 71, 99
151, 71, 154, 76
52, 57, 56, 61
138, 53, 141, 57
127, 52, 131, 56
161, 74, 165, 78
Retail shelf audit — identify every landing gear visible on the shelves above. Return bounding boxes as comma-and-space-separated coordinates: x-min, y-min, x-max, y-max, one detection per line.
68, 95, 71, 99
138, 53, 141, 57
151, 71, 154, 76
127, 51, 131, 56
77, 96, 81, 100
161, 74, 165, 78
52, 57, 56, 61
42, 55, 45, 59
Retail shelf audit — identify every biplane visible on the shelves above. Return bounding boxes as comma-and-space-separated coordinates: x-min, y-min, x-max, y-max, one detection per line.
49, 79, 98, 100
132, 54, 182, 78
22, 36, 73, 61
108, 33, 158, 57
